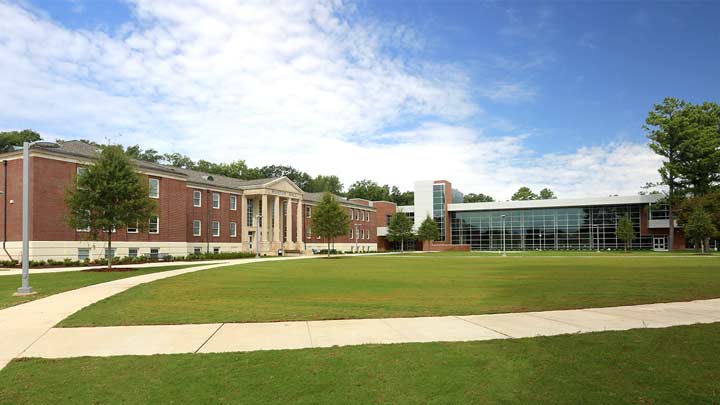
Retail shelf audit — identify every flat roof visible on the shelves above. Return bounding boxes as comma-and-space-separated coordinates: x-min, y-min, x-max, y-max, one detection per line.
447, 194, 662, 212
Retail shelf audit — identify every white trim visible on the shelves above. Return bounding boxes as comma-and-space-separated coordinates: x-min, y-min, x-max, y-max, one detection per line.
230, 222, 237, 238
212, 192, 220, 209
149, 178, 160, 199
448, 194, 662, 212
230, 195, 237, 211
193, 190, 202, 207
149, 215, 160, 234
192, 220, 202, 237
212, 220, 220, 237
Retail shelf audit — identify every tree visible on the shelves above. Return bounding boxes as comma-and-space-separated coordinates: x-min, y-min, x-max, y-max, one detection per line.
616, 214, 636, 252
416, 215, 439, 244
684, 207, 718, 253
538, 188, 557, 199
308, 175, 344, 194
678, 192, 720, 251
347, 179, 391, 201
644, 97, 693, 251
0, 130, 42, 152
387, 212, 415, 253
162, 152, 196, 169
65, 146, 156, 270
675, 102, 720, 196
390, 186, 414, 205
310, 192, 350, 256
464, 193, 495, 203
511, 186, 538, 201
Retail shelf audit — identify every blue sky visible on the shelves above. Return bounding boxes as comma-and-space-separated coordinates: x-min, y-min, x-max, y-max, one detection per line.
2, 0, 719, 198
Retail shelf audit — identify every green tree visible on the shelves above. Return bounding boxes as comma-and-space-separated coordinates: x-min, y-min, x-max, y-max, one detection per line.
644, 97, 693, 251
0, 130, 42, 152
387, 212, 415, 253
65, 146, 156, 270
538, 188, 557, 199
416, 215, 440, 245
511, 186, 538, 201
308, 175, 344, 194
616, 214, 636, 252
347, 179, 391, 201
684, 207, 718, 253
463, 193, 495, 203
310, 192, 350, 256
675, 102, 720, 196
161, 152, 196, 169
389, 186, 414, 205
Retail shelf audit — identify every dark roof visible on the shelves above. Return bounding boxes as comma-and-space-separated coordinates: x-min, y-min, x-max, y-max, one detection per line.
34, 140, 282, 190
303, 192, 376, 209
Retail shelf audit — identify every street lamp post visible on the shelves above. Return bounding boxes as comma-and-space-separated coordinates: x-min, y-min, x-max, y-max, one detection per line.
16, 141, 60, 296
256, 214, 263, 258
594, 225, 601, 253
539, 232, 543, 251
354, 223, 359, 253
501, 214, 506, 257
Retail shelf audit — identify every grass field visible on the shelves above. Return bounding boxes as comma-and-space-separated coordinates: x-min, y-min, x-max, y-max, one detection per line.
60, 254, 720, 327
0, 265, 195, 309
2, 323, 718, 403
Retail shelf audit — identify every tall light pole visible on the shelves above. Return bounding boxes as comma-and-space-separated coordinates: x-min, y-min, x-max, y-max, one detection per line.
16, 141, 60, 296
539, 232, 543, 251
256, 214, 263, 258
354, 223, 359, 253
501, 214, 506, 257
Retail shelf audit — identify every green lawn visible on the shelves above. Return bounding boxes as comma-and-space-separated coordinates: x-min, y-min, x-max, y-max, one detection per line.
0, 265, 196, 309
60, 255, 720, 327
2, 323, 719, 403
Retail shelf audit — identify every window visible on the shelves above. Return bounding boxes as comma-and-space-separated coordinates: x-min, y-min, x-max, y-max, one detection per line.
230, 195, 237, 211
247, 199, 254, 226
366, 229, 370, 239
386, 215, 392, 225
127, 222, 139, 234
76, 210, 91, 232
193, 247, 202, 255
349, 228, 353, 239
149, 216, 159, 234
305, 206, 312, 218
78, 248, 90, 261
76, 166, 87, 177
104, 248, 116, 259
361, 229, 365, 239
361, 211, 365, 221
192, 220, 202, 236
213, 193, 220, 209
367, 212, 370, 222
193, 190, 202, 207
128, 248, 138, 258
212, 221, 220, 237
150, 248, 159, 259
230, 222, 237, 237
149, 178, 159, 198
349, 209, 353, 220
213, 247, 220, 254
306, 227, 311, 238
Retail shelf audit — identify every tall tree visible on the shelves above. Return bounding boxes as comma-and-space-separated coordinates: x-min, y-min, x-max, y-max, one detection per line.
675, 102, 720, 196
0, 130, 41, 152
511, 186, 538, 201
310, 192, 350, 256
464, 193, 495, 203
644, 97, 693, 251
387, 212, 415, 253
616, 214, 636, 252
308, 175, 344, 194
684, 207, 717, 253
65, 146, 156, 270
390, 186, 414, 205
347, 179, 391, 201
416, 215, 440, 244
162, 152, 196, 169
538, 188, 557, 199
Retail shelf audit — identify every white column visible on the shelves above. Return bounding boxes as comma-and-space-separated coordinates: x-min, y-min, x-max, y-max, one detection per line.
296, 199, 303, 247
240, 194, 248, 248
273, 195, 281, 242
261, 194, 269, 243
285, 198, 293, 247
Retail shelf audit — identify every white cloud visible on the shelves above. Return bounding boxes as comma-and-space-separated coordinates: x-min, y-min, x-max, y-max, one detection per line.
0, 0, 660, 200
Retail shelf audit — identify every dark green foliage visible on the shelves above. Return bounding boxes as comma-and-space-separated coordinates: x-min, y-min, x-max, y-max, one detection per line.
416, 215, 439, 242
0, 129, 42, 152
616, 214, 636, 251
684, 208, 718, 253
463, 193, 494, 203
310, 192, 350, 255
511, 186, 538, 201
538, 188, 556, 199
387, 212, 415, 252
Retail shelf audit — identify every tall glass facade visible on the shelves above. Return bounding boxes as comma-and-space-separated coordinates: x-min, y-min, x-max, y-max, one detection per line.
451, 204, 654, 250
433, 184, 446, 241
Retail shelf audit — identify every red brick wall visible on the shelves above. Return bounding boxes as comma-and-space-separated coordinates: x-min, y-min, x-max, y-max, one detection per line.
0, 159, 22, 241
302, 202, 377, 246
185, 188, 242, 246
371, 201, 396, 229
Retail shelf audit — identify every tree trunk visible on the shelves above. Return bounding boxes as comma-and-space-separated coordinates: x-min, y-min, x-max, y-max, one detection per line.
107, 231, 113, 271
327, 239, 330, 257
401, 238, 404, 253
701, 240, 705, 254
668, 184, 675, 252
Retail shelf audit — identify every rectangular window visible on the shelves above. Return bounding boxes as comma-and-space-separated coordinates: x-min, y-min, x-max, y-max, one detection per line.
127, 221, 139, 234
361, 211, 365, 221
76, 166, 87, 177
349, 228, 353, 239
366, 229, 370, 239
361, 229, 365, 239
247, 199, 254, 227
78, 248, 90, 261
193, 190, 202, 207
366, 212, 370, 222
349, 209, 353, 220
192, 220, 202, 236
150, 248, 159, 259
104, 248, 116, 259
149, 178, 160, 199
213, 192, 220, 209
230, 195, 237, 210
128, 248, 138, 258
212, 221, 220, 237
193, 247, 202, 255
213, 247, 220, 254
305, 206, 312, 218
306, 227, 311, 238
149, 215, 159, 234
230, 222, 237, 237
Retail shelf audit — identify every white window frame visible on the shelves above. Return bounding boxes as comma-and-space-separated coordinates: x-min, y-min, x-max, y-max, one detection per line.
212, 221, 220, 237
213, 193, 220, 209
213, 247, 220, 254
349, 228, 353, 239
128, 248, 139, 258
149, 216, 159, 234
193, 220, 202, 237
361, 211, 365, 221
149, 178, 160, 199
230, 195, 237, 211
78, 248, 90, 261
230, 222, 237, 238
193, 247, 202, 255
306, 227, 311, 238
193, 190, 202, 207
305, 206, 312, 218
349, 209, 353, 220
127, 221, 139, 234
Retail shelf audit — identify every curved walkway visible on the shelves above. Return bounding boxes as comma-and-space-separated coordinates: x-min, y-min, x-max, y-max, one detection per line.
0, 256, 313, 370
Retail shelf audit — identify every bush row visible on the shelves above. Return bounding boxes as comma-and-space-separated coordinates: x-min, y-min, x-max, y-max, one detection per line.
0, 251, 259, 268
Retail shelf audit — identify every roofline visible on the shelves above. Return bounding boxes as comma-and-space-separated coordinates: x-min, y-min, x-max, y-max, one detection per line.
448, 194, 662, 212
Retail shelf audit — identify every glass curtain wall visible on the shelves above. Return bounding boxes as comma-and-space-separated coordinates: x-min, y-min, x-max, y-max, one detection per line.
433, 184, 446, 241
451, 204, 653, 250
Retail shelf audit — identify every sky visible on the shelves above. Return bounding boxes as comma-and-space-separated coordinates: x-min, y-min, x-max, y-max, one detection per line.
1, 0, 719, 200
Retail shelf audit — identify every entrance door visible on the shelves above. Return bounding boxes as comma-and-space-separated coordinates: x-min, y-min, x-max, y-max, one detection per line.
653, 236, 667, 251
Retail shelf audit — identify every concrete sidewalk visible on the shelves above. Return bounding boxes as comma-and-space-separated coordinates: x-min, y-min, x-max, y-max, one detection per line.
0, 255, 313, 370
18, 298, 720, 360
